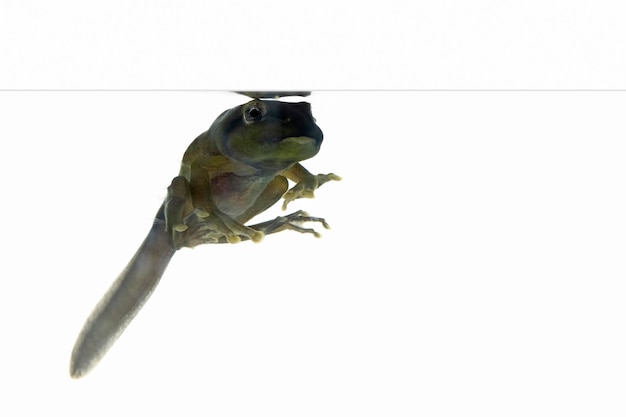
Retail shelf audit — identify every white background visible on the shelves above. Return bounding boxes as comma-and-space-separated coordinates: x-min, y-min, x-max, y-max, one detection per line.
1, 2, 626, 417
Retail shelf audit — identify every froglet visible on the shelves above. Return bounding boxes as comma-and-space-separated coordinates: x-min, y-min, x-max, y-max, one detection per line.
70, 98, 340, 378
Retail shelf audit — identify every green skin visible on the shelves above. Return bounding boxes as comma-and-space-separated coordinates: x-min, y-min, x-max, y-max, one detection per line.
70, 99, 340, 378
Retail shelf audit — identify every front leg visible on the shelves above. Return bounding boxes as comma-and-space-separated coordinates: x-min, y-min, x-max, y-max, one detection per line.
281, 163, 341, 210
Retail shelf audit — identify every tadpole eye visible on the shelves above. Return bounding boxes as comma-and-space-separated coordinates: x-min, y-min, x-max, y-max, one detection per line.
244, 101, 267, 124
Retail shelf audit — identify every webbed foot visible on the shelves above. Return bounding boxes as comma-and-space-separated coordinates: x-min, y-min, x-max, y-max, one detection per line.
183, 210, 329, 245
252, 210, 330, 238
182, 208, 264, 248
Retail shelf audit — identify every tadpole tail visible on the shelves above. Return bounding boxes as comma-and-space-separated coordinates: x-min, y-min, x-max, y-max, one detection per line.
70, 217, 176, 378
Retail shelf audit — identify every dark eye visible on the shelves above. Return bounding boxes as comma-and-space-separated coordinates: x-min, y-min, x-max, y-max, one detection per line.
244, 101, 267, 124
